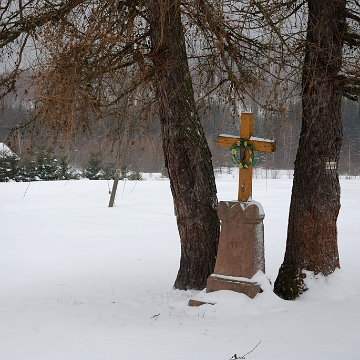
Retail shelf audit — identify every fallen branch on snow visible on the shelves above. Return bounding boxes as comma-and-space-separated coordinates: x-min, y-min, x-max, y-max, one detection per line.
229, 341, 261, 359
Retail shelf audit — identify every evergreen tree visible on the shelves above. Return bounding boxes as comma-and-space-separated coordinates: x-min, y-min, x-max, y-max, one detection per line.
101, 161, 116, 180
56, 156, 75, 180
35, 150, 59, 181
83, 153, 103, 180
0, 154, 20, 182
20, 158, 37, 182
127, 170, 142, 181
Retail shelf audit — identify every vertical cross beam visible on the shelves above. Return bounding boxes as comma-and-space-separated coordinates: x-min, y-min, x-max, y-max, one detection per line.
238, 113, 254, 202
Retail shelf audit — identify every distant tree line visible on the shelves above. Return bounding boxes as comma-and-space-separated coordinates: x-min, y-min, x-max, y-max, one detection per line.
2, 98, 359, 176
0, 149, 142, 182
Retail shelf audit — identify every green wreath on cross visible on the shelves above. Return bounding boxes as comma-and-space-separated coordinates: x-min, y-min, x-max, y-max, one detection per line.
230, 139, 258, 169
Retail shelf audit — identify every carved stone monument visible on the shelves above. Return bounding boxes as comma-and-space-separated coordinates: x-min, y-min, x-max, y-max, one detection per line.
206, 200, 265, 298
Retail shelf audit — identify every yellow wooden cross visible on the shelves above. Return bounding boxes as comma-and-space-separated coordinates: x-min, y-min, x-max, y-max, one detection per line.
218, 113, 276, 202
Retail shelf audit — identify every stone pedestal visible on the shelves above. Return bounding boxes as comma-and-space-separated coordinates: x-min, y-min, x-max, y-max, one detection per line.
206, 200, 265, 299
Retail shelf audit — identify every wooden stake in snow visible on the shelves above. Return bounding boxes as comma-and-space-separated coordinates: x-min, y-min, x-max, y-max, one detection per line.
108, 169, 121, 207
218, 113, 276, 202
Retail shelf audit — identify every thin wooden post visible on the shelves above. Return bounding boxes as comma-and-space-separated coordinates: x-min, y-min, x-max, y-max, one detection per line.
108, 169, 121, 207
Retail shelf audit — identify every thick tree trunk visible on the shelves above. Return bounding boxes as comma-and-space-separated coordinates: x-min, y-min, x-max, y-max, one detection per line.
274, 0, 346, 300
148, 0, 220, 289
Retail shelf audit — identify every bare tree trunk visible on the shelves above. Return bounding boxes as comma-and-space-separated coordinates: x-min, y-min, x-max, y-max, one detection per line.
274, 0, 346, 299
148, 0, 219, 289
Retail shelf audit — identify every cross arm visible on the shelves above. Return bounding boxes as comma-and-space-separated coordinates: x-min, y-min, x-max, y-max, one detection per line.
218, 134, 276, 153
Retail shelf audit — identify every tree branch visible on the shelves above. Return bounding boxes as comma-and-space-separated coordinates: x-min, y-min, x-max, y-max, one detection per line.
0, 0, 86, 48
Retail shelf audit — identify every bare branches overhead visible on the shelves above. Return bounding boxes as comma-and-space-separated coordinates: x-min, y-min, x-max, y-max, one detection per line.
1, 0, 360, 135
0, 0, 87, 48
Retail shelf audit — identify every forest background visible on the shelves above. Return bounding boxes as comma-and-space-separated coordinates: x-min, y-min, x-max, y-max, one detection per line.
1, 94, 360, 178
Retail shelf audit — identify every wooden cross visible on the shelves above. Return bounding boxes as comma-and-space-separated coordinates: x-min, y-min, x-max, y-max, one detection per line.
218, 113, 276, 202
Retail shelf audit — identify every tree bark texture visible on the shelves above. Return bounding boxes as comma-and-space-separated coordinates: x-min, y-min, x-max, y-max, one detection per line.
274, 0, 346, 300
148, 0, 220, 290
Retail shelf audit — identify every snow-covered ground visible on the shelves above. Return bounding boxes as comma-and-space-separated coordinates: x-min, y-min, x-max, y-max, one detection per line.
1, 172, 360, 359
